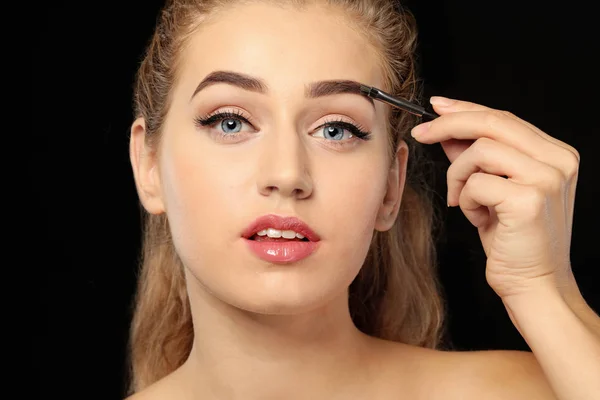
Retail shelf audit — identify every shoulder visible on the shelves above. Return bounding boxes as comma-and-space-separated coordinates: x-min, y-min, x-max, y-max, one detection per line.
444, 349, 557, 399
382, 343, 557, 399
124, 384, 165, 400
123, 367, 188, 400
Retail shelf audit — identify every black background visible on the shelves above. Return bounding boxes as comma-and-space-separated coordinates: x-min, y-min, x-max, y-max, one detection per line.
34, 1, 599, 398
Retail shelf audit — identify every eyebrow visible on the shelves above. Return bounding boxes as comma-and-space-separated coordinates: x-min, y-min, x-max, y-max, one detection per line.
190, 70, 374, 108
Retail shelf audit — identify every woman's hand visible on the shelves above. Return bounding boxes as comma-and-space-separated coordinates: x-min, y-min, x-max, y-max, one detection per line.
411, 96, 580, 301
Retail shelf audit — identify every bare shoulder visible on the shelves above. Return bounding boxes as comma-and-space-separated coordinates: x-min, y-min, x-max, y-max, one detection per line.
445, 348, 558, 399
124, 381, 168, 400
473, 349, 555, 398
379, 341, 557, 400
124, 368, 187, 400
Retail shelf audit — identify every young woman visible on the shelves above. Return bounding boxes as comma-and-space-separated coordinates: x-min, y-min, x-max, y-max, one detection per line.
126, 0, 600, 398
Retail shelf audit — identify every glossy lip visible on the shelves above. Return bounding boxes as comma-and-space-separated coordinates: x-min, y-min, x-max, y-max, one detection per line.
241, 214, 321, 242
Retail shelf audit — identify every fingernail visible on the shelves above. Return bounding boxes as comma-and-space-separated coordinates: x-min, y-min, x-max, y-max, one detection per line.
430, 96, 455, 107
411, 122, 430, 137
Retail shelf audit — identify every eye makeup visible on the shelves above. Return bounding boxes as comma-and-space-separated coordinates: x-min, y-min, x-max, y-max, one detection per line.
194, 109, 256, 128
193, 108, 372, 145
317, 118, 371, 141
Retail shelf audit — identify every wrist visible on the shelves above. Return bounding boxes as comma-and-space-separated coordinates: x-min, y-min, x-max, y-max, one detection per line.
501, 284, 562, 313
498, 276, 563, 308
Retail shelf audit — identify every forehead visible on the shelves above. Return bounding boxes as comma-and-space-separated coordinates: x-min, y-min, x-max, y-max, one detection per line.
177, 2, 384, 95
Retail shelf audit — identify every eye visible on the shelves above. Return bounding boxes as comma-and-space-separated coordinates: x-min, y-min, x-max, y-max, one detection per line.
220, 118, 243, 134
321, 125, 346, 140
194, 110, 256, 136
312, 120, 371, 142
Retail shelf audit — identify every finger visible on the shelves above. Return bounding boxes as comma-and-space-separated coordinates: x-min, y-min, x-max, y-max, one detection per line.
412, 110, 578, 178
457, 172, 517, 228
430, 98, 581, 223
440, 138, 475, 163
429, 96, 580, 163
431, 96, 556, 143
446, 137, 562, 206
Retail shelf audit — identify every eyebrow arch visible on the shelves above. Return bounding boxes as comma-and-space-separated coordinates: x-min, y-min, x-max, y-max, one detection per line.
306, 80, 374, 107
190, 70, 375, 108
191, 70, 267, 99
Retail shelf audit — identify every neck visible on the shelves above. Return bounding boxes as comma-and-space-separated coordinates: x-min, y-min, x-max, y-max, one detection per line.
178, 278, 379, 399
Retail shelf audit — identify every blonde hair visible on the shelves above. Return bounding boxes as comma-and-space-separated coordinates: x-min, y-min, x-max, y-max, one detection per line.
128, 0, 446, 393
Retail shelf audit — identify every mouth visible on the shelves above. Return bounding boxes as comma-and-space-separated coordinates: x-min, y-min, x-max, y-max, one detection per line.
242, 214, 320, 264
248, 232, 311, 242
242, 214, 320, 242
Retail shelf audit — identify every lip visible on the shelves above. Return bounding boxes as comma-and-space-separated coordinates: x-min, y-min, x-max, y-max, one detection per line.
242, 214, 321, 264
241, 214, 321, 242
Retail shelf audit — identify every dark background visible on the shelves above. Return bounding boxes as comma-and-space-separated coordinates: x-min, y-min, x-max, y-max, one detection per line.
34, 1, 599, 398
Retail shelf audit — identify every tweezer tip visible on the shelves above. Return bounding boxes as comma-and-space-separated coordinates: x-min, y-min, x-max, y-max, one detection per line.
422, 110, 440, 120
359, 84, 372, 96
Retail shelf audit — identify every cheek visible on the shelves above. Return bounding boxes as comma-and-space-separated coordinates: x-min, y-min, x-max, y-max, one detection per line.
317, 157, 388, 253
163, 153, 242, 212
158, 133, 252, 259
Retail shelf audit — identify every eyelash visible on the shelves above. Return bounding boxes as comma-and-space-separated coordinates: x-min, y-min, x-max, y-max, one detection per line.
194, 109, 254, 129
193, 110, 372, 144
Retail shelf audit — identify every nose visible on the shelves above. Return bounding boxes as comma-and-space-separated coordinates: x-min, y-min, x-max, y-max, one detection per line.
256, 125, 313, 200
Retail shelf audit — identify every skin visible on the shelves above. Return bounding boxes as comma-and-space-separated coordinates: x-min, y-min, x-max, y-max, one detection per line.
129, 2, 600, 399
130, 3, 410, 399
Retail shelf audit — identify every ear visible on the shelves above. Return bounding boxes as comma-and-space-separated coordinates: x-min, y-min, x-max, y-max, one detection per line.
374, 140, 409, 232
129, 118, 165, 215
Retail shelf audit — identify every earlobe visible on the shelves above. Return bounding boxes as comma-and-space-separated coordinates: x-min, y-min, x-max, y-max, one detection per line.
374, 140, 409, 232
129, 118, 165, 215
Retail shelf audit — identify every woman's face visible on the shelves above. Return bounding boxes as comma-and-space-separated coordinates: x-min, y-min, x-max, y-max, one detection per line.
133, 2, 407, 314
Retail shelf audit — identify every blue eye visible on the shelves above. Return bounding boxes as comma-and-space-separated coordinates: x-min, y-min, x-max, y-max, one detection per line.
322, 125, 346, 140
194, 112, 372, 144
221, 118, 242, 134
194, 111, 254, 136
314, 121, 371, 142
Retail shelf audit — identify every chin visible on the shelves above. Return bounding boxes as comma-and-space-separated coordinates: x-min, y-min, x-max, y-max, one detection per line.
182, 244, 362, 316
220, 274, 351, 316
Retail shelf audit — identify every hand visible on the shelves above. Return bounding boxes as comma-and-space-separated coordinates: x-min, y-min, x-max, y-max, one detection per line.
411, 96, 580, 300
